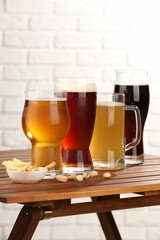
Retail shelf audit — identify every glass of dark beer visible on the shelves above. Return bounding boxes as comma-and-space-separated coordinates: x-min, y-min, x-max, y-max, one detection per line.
114, 69, 150, 164
21, 82, 70, 177
56, 77, 97, 174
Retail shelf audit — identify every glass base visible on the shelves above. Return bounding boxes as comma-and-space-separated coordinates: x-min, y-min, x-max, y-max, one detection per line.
44, 172, 56, 179
63, 166, 92, 174
44, 169, 62, 179
93, 159, 125, 170
125, 154, 144, 165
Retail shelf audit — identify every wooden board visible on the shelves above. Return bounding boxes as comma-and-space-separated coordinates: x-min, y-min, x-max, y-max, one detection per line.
1, 149, 160, 203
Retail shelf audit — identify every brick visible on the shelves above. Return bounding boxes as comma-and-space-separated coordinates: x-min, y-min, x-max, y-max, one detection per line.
150, 98, 160, 114
148, 131, 160, 147
79, 16, 112, 32
144, 115, 160, 131
0, 208, 19, 225
4, 32, 53, 47
0, 113, 21, 129
32, 223, 51, 240
0, 130, 2, 146
0, 81, 26, 97
0, 0, 3, 12
0, 15, 28, 30
77, 213, 98, 225
128, 49, 160, 65
79, 15, 128, 32
55, 66, 101, 79
55, 0, 103, 15
0, 32, 2, 46
104, 0, 129, 31
0, 65, 2, 79
148, 226, 160, 240
102, 67, 116, 83
119, 226, 147, 240
52, 216, 76, 226
4, 66, 53, 81
29, 50, 76, 65
6, 0, 53, 14
53, 224, 99, 240
78, 50, 127, 66
4, 97, 24, 113
103, 32, 130, 49
0, 98, 3, 112
30, 16, 76, 31
0, 49, 26, 64
4, 130, 30, 147
125, 208, 160, 226
55, 33, 102, 48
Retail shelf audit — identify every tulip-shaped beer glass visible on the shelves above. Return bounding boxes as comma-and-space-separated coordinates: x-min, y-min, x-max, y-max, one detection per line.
21, 82, 70, 177
56, 77, 97, 174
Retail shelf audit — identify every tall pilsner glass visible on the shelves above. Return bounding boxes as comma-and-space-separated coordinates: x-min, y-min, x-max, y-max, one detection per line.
21, 82, 70, 177
114, 70, 150, 165
56, 77, 97, 174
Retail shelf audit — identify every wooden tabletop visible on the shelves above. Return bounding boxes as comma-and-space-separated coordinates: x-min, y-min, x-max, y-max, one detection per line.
1, 149, 160, 204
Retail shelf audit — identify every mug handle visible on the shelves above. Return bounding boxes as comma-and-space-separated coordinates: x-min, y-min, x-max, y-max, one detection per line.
125, 105, 142, 152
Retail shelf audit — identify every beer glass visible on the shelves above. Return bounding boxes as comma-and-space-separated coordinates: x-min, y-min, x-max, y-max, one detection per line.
114, 70, 150, 165
21, 82, 70, 177
56, 77, 97, 174
90, 93, 141, 170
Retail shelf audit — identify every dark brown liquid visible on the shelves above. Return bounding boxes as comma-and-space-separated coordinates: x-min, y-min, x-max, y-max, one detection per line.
62, 92, 96, 168
114, 84, 149, 156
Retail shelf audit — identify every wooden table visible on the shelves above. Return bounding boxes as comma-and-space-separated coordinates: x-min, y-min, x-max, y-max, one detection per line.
1, 149, 160, 240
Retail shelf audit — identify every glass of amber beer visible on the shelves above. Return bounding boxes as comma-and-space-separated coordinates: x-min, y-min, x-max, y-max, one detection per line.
90, 93, 141, 170
114, 69, 150, 164
21, 82, 70, 177
56, 77, 97, 174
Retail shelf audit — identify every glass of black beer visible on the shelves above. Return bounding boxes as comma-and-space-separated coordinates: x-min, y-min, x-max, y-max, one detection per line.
114, 69, 150, 165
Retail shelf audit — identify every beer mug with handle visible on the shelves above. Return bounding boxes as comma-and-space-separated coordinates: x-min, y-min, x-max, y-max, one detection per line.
114, 69, 150, 165
90, 93, 141, 170
21, 81, 70, 178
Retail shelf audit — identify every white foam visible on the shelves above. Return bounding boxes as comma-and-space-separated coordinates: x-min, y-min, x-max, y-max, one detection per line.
98, 101, 125, 107
25, 90, 66, 101
55, 77, 96, 92
115, 70, 149, 85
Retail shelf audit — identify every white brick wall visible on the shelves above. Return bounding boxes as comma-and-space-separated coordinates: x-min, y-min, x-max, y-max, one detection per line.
1, 0, 160, 239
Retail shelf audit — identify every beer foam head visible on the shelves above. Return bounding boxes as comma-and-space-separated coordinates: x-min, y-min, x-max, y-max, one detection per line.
25, 81, 66, 101
55, 77, 96, 92
98, 101, 125, 107
115, 69, 149, 85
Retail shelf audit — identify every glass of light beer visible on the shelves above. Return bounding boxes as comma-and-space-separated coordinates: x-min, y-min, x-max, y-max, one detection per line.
56, 77, 97, 174
21, 82, 70, 177
90, 93, 141, 170
114, 69, 150, 165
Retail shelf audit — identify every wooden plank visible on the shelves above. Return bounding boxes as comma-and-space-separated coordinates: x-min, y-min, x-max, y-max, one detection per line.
1, 150, 160, 203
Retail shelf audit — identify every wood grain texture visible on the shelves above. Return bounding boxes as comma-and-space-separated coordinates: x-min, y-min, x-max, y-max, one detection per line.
1, 149, 160, 203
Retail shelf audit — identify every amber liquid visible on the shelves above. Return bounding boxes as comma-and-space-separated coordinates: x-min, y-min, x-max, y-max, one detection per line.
114, 84, 150, 158
90, 102, 125, 170
22, 100, 70, 171
62, 92, 96, 171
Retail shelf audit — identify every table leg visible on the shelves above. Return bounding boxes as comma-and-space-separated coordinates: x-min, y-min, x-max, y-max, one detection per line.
8, 205, 44, 240
92, 197, 122, 240
97, 211, 122, 240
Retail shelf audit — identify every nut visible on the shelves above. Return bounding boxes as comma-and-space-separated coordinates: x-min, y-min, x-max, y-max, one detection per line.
56, 174, 68, 182
83, 171, 91, 179
103, 172, 111, 178
66, 174, 76, 180
75, 174, 84, 182
90, 170, 98, 177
